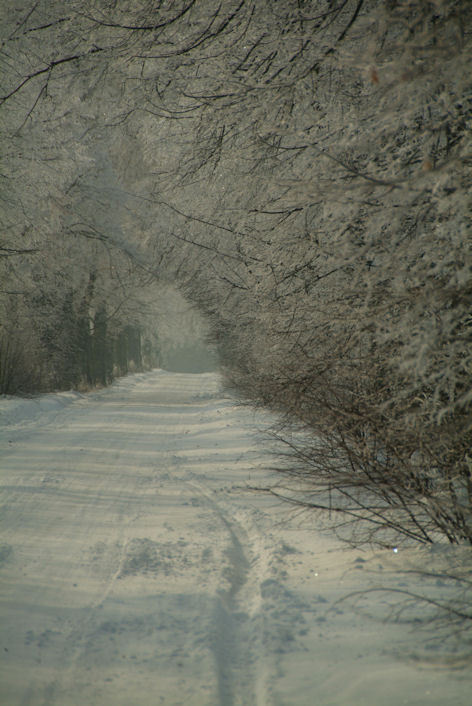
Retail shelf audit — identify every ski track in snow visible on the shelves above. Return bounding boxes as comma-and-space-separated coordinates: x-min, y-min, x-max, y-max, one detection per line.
1, 370, 471, 706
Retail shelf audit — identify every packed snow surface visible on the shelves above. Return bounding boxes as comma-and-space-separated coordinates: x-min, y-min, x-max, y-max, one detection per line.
0, 370, 471, 705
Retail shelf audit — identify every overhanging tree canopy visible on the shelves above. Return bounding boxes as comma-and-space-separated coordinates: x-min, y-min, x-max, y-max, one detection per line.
1, 0, 471, 545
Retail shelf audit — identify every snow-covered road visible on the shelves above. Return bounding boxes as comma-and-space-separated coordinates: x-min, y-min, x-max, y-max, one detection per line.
1, 371, 470, 705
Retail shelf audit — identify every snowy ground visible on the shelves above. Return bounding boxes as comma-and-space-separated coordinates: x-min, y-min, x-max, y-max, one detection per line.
0, 370, 471, 705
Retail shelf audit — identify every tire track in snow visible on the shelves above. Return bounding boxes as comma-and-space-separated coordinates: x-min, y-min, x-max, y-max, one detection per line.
186, 479, 271, 706
141, 370, 275, 705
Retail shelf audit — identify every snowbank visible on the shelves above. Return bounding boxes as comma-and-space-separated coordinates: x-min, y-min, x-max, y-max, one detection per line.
0, 370, 168, 433
0, 391, 84, 432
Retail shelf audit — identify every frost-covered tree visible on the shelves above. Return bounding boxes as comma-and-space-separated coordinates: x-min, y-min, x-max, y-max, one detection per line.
1, 0, 471, 544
